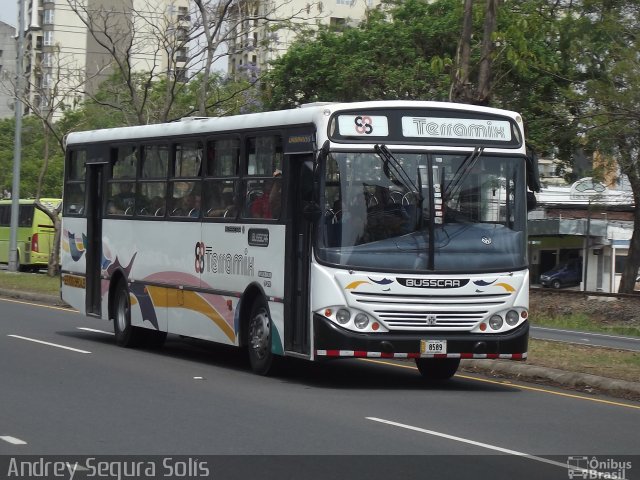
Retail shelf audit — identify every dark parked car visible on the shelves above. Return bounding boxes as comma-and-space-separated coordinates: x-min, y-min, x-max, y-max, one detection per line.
539, 262, 581, 289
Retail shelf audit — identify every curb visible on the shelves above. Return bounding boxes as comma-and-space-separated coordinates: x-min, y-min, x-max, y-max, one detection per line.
461, 359, 640, 401
0, 288, 69, 308
1, 288, 639, 401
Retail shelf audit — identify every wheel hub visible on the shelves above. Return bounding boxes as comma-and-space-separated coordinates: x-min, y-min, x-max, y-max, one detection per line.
249, 309, 270, 360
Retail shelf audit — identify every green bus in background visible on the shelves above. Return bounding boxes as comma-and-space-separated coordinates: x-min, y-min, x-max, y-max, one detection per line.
0, 198, 61, 271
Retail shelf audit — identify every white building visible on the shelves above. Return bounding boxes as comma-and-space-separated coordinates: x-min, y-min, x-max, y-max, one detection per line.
528, 178, 635, 292
0, 21, 17, 119
228, 0, 379, 77
21, 0, 190, 120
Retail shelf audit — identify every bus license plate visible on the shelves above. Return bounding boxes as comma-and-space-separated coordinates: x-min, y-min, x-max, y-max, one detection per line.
421, 340, 447, 355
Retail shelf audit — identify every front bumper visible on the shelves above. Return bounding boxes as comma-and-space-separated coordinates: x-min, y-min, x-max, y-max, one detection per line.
313, 314, 529, 360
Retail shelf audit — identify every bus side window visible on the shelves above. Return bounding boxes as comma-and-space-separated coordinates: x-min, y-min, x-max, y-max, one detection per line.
243, 134, 282, 220
63, 149, 86, 216
204, 137, 240, 219
138, 144, 168, 217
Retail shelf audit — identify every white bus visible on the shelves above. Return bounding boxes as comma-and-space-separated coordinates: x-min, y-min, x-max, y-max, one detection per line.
61, 100, 539, 379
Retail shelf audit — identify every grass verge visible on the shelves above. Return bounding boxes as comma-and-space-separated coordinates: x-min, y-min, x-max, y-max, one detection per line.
531, 313, 640, 338
0, 270, 60, 295
527, 339, 640, 383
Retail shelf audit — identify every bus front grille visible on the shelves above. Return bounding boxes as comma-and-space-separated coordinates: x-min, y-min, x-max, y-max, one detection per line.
349, 291, 511, 332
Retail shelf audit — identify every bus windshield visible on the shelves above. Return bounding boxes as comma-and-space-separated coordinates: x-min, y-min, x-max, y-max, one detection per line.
317, 150, 528, 273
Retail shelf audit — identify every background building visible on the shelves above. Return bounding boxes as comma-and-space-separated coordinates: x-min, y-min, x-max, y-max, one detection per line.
0, 21, 17, 119
20, 0, 190, 120
529, 176, 635, 292
228, 0, 379, 77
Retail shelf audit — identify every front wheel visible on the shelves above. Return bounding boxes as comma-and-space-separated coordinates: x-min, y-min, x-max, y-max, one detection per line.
247, 297, 276, 375
113, 279, 145, 347
552, 279, 561, 289
415, 358, 460, 381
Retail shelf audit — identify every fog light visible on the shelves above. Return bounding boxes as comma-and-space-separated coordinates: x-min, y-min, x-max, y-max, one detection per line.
354, 313, 369, 329
489, 315, 503, 330
336, 309, 350, 324
506, 310, 519, 326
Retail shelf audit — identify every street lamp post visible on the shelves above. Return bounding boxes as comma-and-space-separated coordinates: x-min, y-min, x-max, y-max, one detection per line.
582, 200, 592, 292
8, 0, 25, 272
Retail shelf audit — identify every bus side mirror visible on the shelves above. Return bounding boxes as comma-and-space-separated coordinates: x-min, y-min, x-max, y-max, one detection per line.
527, 191, 537, 212
302, 201, 322, 222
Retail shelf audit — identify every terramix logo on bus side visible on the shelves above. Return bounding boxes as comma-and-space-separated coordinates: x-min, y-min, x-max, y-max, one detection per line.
195, 241, 254, 276
397, 278, 469, 288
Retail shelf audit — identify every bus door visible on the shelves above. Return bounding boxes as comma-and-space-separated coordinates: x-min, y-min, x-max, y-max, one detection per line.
283, 133, 315, 356
85, 154, 107, 316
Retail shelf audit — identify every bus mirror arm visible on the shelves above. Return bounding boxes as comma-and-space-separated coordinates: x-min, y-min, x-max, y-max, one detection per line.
311, 140, 330, 204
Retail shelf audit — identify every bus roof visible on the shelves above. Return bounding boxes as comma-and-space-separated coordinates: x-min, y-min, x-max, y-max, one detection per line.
65, 100, 522, 146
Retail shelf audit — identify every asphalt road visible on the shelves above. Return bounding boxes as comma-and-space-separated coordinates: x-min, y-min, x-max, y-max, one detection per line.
531, 326, 640, 352
1, 297, 638, 480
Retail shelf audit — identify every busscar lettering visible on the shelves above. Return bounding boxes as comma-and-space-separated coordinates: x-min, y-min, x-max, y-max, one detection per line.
399, 278, 468, 288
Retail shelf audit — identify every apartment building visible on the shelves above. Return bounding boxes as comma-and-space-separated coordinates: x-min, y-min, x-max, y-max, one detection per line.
0, 21, 17, 119
228, 0, 379, 77
21, 0, 190, 120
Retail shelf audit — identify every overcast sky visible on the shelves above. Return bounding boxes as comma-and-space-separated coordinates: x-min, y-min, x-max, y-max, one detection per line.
1, 1, 18, 27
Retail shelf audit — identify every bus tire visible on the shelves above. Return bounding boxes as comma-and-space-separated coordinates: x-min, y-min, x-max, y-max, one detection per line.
415, 358, 460, 381
113, 279, 145, 347
247, 297, 275, 375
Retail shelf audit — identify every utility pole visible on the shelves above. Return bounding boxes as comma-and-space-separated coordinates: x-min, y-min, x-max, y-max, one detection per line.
8, 0, 25, 272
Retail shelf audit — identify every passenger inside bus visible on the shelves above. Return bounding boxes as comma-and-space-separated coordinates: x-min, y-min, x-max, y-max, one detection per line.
112, 182, 136, 214
248, 170, 282, 219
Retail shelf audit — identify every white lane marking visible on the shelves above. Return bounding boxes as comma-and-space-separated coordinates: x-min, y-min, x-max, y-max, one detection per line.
1, 436, 27, 445
531, 326, 640, 342
77, 327, 114, 336
8, 335, 91, 354
366, 417, 602, 476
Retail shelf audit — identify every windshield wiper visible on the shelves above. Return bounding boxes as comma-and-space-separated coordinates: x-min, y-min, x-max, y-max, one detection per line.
444, 146, 485, 201
374, 144, 421, 200
374, 144, 425, 230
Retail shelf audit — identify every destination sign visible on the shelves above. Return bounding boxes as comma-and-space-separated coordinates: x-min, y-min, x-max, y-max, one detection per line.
402, 117, 512, 142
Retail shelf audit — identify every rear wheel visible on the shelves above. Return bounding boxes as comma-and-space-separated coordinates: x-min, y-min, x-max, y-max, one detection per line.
415, 358, 460, 381
247, 297, 276, 375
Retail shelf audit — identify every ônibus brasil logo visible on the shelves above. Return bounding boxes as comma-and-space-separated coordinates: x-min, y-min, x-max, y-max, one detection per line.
194, 242, 254, 276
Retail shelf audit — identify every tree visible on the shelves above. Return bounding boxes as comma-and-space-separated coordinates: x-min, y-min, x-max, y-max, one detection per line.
264, 0, 573, 155
0, 117, 64, 199
65, 0, 323, 125
560, 0, 640, 293
449, 0, 500, 105
264, 0, 460, 109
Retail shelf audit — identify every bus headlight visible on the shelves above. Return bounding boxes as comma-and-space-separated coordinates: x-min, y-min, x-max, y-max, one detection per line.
505, 310, 519, 326
489, 315, 503, 330
354, 313, 369, 329
336, 309, 350, 325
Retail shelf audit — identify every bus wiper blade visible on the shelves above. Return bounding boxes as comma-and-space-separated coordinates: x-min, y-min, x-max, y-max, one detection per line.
444, 146, 485, 201
374, 144, 421, 200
